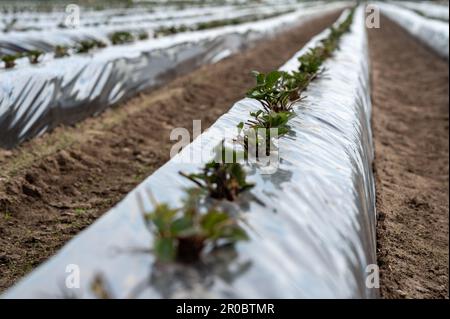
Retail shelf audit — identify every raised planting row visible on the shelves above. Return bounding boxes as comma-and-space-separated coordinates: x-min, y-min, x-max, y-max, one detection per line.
3, 5, 378, 299
0, 2, 300, 33
153, 9, 295, 37
1, 50, 45, 68
0, 4, 309, 69
0, 6, 220, 32
145, 8, 356, 264
0, 2, 346, 149
0, 2, 307, 56
377, 2, 449, 59
0, 0, 267, 19
0, 32, 144, 70
394, 1, 449, 22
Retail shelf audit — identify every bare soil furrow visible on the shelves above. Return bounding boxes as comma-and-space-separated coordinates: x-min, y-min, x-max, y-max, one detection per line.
368, 16, 449, 299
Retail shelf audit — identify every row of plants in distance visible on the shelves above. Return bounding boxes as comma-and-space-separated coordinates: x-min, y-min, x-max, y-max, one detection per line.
140, 8, 355, 264
0, 1, 253, 32
0, 8, 293, 70
154, 9, 295, 37
1, 50, 47, 68
0, 29, 148, 69
0, 0, 258, 16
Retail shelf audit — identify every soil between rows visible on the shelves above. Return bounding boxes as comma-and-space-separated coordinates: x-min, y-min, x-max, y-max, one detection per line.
368, 16, 449, 298
0, 10, 342, 293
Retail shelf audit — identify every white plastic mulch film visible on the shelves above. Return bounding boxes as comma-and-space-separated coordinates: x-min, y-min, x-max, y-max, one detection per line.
0, 2, 311, 52
3, 6, 378, 299
393, 1, 449, 22
377, 2, 449, 59
0, 2, 346, 149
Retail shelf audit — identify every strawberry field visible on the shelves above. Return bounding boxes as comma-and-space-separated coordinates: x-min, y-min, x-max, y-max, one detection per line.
0, 0, 448, 300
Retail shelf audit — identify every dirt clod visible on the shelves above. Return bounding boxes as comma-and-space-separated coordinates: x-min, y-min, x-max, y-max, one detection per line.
21, 184, 42, 198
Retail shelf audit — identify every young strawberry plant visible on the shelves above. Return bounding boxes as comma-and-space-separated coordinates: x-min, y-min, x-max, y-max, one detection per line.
245, 110, 292, 136
1, 54, 18, 69
109, 31, 134, 45
242, 8, 355, 141
180, 162, 254, 201
196, 10, 295, 31
297, 47, 326, 75
236, 110, 291, 157
154, 25, 190, 37
74, 39, 107, 53
26, 50, 43, 64
138, 31, 149, 40
246, 70, 300, 113
93, 39, 107, 49
142, 189, 248, 263
54, 45, 69, 58
75, 40, 97, 53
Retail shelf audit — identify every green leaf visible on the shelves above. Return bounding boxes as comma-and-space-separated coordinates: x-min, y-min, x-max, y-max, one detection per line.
201, 211, 229, 234
277, 127, 290, 136
222, 226, 249, 242
154, 238, 175, 262
265, 71, 281, 87
250, 70, 264, 85
171, 216, 193, 235
230, 163, 246, 186
249, 110, 263, 117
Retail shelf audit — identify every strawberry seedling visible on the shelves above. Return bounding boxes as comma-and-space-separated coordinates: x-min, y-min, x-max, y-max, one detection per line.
245, 110, 292, 136
237, 110, 291, 157
2, 54, 18, 69
246, 70, 300, 113
298, 47, 326, 75
179, 146, 254, 201
154, 25, 189, 37
138, 31, 149, 40
74, 40, 107, 53
54, 45, 69, 58
109, 31, 134, 45
143, 189, 248, 263
26, 50, 43, 64
244, 8, 355, 139
93, 40, 107, 48
74, 40, 97, 53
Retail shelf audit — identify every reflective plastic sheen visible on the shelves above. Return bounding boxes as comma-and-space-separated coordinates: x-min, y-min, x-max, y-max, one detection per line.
0, 2, 346, 149
3, 7, 377, 299
379, 2, 449, 59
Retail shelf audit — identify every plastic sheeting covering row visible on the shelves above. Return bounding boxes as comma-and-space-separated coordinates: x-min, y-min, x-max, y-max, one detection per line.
378, 2, 449, 59
0, 4, 252, 32
3, 6, 378, 299
0, 2, 346, 149
393, 1, 449, 22
0, 3, 304, 54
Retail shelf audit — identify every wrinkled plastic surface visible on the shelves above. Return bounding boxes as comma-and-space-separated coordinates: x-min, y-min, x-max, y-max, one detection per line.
393, 1, 449, 22
0, 4, 256, 33
0, 0, 310, 33
0, 2, 346, 149
0, 3, 304, 54
3, 6, 378, 299
378, 2, 449, 59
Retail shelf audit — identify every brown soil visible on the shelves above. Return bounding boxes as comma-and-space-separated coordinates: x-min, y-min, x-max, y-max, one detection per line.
368, 16, 449, 298
0, 10, 342, 293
